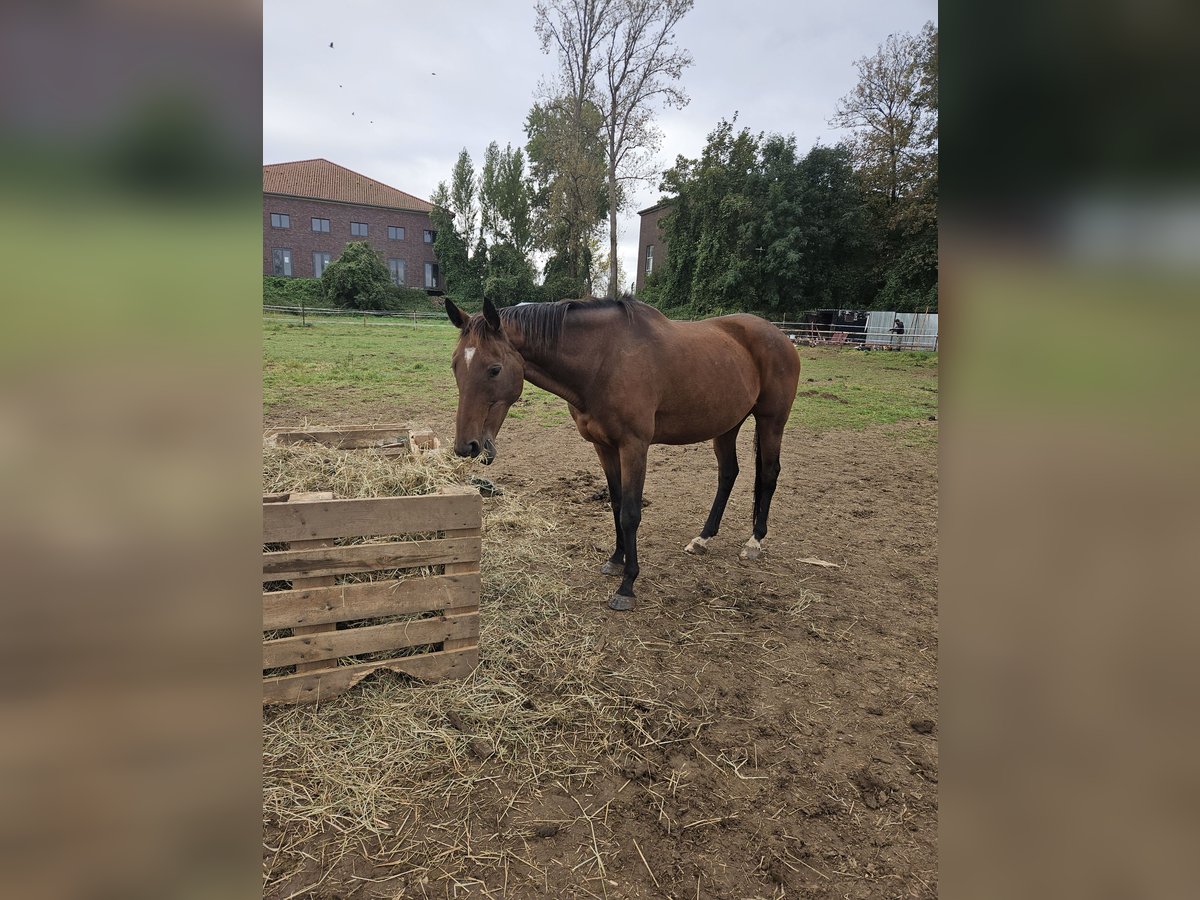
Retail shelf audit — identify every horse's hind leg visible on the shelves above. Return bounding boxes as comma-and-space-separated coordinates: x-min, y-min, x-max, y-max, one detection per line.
610, 440, 649, 611
685, 423, 742, 555
594, 443, 625, 576
740, 414, 786, 561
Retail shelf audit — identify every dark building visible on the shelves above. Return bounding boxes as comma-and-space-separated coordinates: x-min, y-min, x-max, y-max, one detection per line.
263, 158, 442, 292
635, 200, 673, 294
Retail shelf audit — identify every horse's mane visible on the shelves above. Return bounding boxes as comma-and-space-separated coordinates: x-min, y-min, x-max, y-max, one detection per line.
478, 295, 657, 357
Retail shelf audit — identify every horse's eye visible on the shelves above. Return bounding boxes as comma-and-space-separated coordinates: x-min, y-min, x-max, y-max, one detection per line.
488, 365, 502, 378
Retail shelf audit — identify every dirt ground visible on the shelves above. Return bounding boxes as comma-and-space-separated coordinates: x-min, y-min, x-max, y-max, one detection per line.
265, 397, 938, 898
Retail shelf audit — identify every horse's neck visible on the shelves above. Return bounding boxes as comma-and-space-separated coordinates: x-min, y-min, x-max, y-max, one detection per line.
504, 320, 591, 410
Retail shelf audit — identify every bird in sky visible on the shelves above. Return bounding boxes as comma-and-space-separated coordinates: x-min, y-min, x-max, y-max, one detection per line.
329, 42, 334, 48
431, 72, 437, 76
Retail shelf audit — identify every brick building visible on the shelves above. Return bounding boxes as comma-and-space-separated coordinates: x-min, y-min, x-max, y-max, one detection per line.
635, 200, 673, 294
263, 158, 442, 292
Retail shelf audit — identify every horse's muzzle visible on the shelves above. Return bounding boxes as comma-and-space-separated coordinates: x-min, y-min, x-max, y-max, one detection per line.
454, 438, 496, 465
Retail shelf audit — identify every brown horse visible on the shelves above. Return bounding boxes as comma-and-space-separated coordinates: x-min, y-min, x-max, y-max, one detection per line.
445, 296, 800, 611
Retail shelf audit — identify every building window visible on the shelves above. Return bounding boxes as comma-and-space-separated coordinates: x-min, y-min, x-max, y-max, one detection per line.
313, 251, 332, 277
424, 262, 439, 289
311, 217, 330, 233
423, 229, 436, 243
645, 244, 654, 276
270, 213, 290, 229
388, 225, 405, 240
351, 221, 368, 237
272, 248, 292, 276
388, 259, 406, 286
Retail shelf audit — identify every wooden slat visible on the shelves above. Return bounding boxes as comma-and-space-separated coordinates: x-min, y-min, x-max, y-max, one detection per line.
263, 611, 477, 668
263, 647, 480, 705
443, 525, 482, 654
262, 536, 480, 581
278, 491, 338, 675
263, 573, 479, 630
290, 535, 338, 674
272, 424, 413, 449
263, 488, 481, 543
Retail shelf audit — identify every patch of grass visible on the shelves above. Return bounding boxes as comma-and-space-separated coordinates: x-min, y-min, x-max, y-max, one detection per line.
789, 347, 938, 432
263, 320, 461, 413
263, 320, 938, 434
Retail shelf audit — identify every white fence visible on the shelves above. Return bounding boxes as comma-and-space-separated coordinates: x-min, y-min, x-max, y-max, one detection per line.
774, 312, 939, 351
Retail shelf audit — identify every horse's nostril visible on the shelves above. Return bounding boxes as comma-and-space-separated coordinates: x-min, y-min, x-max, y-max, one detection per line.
454, 441, 480, 459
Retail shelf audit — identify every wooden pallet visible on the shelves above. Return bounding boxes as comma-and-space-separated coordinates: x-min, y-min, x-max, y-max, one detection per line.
262, 486, 481, 705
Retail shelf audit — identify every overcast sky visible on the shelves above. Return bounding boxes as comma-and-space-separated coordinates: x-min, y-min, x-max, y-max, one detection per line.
264, 0, 936, 287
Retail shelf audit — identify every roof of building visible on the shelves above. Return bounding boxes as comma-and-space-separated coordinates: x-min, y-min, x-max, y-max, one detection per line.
637, 199, 674, 216
263, 158, 433, 213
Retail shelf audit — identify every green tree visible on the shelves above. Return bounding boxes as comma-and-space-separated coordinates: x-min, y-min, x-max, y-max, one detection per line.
430, 179, 483, 304
479, 142, 535, 257
484, 243, 538, 307
449, 150, 479, 248
525, 98, 607, 296
654, 119, 762, 315
830, 23, 938, 310
647, 121, 873, 318
320, 241, 394, 310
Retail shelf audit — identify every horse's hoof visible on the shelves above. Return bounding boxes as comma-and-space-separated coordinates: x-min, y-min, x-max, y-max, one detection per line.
739, 539, 763, 561
601, 560, 625, 577
684, 537, 708, 555
609, 594, 635, 611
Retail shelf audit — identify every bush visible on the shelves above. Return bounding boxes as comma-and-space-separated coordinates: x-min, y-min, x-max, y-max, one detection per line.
263, 275, 331, 308
321, 241, 396, 310
483, 243, 538, 307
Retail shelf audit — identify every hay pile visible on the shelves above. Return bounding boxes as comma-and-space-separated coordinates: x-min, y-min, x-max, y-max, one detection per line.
264, 442, 474, 498
262, 444, 689, 896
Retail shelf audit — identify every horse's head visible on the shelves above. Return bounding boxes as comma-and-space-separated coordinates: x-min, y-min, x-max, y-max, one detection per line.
444, 297, 524, 465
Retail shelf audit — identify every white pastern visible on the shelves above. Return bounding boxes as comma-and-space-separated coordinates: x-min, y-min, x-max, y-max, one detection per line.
684, 536, 709, 555
464, 347, 476, 369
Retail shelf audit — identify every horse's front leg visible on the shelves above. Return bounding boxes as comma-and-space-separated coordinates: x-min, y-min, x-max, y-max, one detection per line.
610, 441, 648, 611
593, 443, 624, 576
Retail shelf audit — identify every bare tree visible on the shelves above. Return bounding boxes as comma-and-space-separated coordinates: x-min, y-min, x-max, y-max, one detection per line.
597, 0, 692, 295
534, 1, 618, 292
829, 31, 927, 207
536, 0, 693, 297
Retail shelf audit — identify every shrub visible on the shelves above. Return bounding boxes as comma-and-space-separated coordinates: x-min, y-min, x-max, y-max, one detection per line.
263, 276, 331, 308
321, 241, 395, 310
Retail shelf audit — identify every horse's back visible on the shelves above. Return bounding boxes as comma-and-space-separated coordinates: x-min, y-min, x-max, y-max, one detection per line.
636, 313, 798, 441
702, 314, 801, 396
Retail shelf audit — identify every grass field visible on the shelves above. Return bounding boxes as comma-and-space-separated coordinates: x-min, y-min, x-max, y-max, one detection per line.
263, 318, 938, 432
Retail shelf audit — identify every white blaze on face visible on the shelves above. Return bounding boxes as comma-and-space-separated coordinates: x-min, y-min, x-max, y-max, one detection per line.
463, 347, 476, 369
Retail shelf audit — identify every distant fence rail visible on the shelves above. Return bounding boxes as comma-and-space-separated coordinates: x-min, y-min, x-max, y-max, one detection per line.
263, 305, 447, 325
263, 304, 938, 348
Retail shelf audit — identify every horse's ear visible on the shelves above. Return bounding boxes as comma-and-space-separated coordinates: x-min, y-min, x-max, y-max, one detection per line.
482, 296, 501, 333
445, 299, 468, 330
